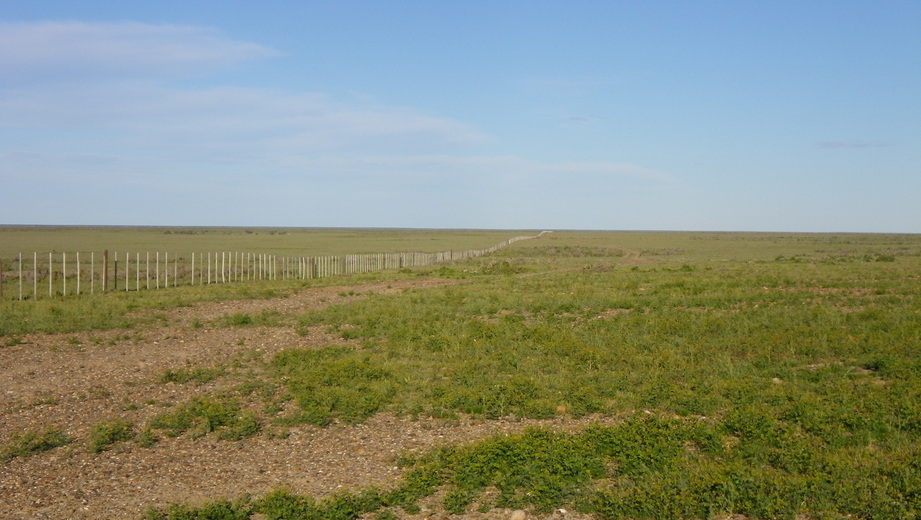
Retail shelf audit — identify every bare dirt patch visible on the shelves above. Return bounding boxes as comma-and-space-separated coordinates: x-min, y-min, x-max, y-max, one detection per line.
0, 278, 600, 520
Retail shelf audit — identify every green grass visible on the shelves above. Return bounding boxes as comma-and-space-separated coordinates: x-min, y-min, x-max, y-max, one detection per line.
244, 232, 921, 517
216, 309, 287, 328
144, 231, 920, 518
271, 347, 397, 426
0, 227, 537, 308
89, 419, 136, 453
1, 428, 72, 461
0, 226, 533, 258
141, 416, 921, 519
0, 279, 294, 335
2, 230, 921, 518
287, 257, 918, 422
139, 232, 921, 518
149, 396, 261, 441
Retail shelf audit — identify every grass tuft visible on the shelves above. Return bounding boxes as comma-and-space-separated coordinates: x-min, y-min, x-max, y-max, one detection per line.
1, 428, 71, 461
90, 419, 135, 453
149, 397, 261, 440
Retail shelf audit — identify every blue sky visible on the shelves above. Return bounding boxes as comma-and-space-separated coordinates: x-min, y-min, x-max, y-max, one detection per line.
2, 1, 919, 232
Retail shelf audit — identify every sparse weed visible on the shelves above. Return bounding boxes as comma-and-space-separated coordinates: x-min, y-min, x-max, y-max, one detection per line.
149, 397, 261, 440
141, 498, 252, 520
271, 347, 395, 426
90, 419, 135, 453
478, 260, 525, 275
217, 309, 285, 328
157, 366, 225, 385
144, 414, 921, 519
2, 336, 24, 347
1, 428, 71, 461
136, 427, 159, 448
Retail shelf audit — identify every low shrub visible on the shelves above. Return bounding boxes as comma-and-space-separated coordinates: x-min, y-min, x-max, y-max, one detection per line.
271, 347, 396, 426
90, 419, 135, 453
1, 427, 71, 461
149, 397, 261, 440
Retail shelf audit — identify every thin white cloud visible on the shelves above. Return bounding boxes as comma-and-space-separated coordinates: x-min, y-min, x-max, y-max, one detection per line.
0, 83, 488, 158
0, 21, 487, 155
0, 21, 480, 166
0, 21, 278, 85
0, 21, 676, 229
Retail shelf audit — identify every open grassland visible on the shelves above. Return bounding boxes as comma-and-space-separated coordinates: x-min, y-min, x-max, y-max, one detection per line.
1, 230, 920, 519
0, 226, 533, 258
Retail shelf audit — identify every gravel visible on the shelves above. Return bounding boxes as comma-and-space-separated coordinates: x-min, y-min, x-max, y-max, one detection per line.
1, 279, 600, 520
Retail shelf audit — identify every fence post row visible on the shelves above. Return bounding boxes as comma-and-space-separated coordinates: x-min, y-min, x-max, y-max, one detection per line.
2, 232, 547, 300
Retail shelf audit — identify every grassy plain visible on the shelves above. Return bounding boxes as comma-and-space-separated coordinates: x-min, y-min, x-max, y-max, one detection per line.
3, 230, 921, 519
0, 226, 533, 258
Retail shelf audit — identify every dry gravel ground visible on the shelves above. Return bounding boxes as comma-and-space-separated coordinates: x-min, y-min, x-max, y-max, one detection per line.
1, 279, 600, 520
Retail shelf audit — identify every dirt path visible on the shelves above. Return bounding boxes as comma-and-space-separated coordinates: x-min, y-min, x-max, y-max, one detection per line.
0, 278, 599, 520
617, 248, 644, 264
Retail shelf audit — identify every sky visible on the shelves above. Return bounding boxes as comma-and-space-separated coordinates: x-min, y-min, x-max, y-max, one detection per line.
1, 1, 919, 232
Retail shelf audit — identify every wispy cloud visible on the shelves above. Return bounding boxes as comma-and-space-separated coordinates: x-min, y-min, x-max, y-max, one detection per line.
0, 21, 487, 161
0, 83, 488, 159
0, 21, 675, 228
0, 21, 278, 85
817, 141, 894, 149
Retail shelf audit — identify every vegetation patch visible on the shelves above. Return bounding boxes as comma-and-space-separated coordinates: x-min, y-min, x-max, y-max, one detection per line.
217, 310, 286, 327
271, 347, 396, 427
157, 366, 226, 385
1, 428, 71, 461
2, 336, 24, 347
509, 245, 626, 258
3, 231, 921, 519
477, 260, 526, 275
149, 397, 261, 441
141, 414, 921, 519
90, 419, 135, 453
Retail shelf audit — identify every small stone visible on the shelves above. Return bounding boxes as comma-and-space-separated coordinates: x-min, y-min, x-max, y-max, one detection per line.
510, 510, 527, 520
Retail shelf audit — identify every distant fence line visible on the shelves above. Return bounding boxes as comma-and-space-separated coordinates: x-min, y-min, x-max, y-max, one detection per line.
0, 232, 547, 301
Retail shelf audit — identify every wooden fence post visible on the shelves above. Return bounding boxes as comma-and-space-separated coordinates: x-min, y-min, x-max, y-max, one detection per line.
103, 250, 108, 292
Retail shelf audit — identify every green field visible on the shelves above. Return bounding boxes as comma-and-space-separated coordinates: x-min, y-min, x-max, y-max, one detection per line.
0, 226, 535, 258
0, 226, 540, 304
3, 230, 921, 519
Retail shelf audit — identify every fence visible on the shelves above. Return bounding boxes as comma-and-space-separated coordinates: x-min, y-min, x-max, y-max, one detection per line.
0, 233, 547, 301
